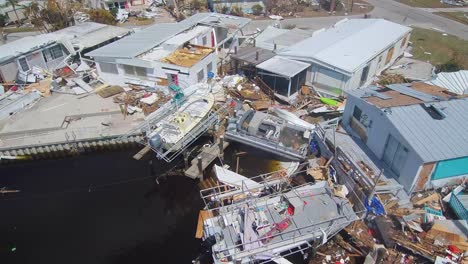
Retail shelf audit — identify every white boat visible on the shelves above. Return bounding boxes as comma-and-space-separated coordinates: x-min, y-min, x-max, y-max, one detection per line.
148, 93, 215, 151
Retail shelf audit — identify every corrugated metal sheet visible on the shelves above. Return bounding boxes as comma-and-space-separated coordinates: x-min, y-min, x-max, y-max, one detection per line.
278, 19, 411, 74
86, 13, 250, 59
385, 98, 468, 162
426, 70, 468, 95
0, 91, 41, 120
256, 56, 310, 78
231, 46, 275, 65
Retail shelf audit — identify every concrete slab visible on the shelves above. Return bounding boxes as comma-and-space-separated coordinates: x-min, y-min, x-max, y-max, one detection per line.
0, 93, 145, 150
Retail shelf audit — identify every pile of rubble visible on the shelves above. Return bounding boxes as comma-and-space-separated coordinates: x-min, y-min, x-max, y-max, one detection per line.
309, 181, 468, 264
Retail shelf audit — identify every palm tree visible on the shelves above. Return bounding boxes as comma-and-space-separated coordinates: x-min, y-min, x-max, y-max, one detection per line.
6, 0, 22, 26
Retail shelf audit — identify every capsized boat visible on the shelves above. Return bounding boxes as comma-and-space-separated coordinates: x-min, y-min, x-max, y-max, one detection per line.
200, 181, 360, 264
148, 93, 215, 151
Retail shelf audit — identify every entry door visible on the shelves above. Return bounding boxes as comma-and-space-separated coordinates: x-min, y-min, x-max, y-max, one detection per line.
383, 135, 408, 176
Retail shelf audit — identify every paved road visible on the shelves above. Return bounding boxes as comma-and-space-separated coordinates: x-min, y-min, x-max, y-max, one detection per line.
418, 7, 468, 12
364, 0, 468, 39
247, 0, 468, 40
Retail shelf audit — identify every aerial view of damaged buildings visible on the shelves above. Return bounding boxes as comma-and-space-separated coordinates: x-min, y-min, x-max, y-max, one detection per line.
1, 8, 467, 264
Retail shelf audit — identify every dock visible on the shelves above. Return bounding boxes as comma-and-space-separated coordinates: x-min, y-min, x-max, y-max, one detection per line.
0, 92, 145, 161
185, 139, 230, 179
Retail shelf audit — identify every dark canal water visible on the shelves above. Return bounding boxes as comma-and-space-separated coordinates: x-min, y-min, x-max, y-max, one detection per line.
0, 144, 285, 264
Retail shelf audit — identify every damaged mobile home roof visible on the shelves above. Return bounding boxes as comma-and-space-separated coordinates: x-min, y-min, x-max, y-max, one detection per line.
0, 34, 62, 63
0, 22, 130, 63
86, 13, 251, 59
52, 22, 131, 51
425, 70, 468, 95
278, 19, 411, 75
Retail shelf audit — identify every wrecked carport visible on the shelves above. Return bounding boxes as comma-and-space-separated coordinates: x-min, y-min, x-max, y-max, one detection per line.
256, 56, 309, 102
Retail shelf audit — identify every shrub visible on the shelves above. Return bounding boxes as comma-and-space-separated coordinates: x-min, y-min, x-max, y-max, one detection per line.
230, 5, 243, 16
0, 14, 6, 27
88, 9, 116, 25
252, 4, 263, 15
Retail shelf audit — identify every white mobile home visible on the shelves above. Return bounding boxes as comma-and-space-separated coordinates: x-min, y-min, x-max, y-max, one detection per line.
0, 22, 130, 83
279, 19, 412, 96
86, 13, 251, 88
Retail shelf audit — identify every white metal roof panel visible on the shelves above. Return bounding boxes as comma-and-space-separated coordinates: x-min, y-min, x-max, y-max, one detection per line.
426, 70, 468, 95
256, 56, 310, 78
385, 98, 468, 162
278, 19, 411, 74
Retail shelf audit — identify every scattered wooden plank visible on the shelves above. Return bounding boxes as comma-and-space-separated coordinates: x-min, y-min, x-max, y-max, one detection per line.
414, 193, 439, 206
133, 145, 151, 160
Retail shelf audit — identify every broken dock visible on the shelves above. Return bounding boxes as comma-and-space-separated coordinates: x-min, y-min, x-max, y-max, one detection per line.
185, 137, 229, 179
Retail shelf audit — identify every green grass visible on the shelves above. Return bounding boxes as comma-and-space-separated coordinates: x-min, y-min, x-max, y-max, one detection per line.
410, 27, 468, 69
2, 26, 41, 33
397, 0, 461, 8
435, 11, 468, 25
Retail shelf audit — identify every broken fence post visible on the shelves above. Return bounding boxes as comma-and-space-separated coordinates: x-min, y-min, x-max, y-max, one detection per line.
219, 136, 224, 156
197, 156, 203, 177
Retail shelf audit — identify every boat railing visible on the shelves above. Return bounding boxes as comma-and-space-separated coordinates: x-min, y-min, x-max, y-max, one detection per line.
199, 163, 309, 207
212, 208, 363, 262
151, 106, 229, 162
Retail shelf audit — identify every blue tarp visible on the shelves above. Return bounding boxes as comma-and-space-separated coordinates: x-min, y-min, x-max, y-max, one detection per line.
365, 196, 385, 216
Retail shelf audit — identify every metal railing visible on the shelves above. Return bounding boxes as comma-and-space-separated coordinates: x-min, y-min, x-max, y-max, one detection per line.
449, 191, 468, 220
150, 106, 228, 162
202, 182, 365, 262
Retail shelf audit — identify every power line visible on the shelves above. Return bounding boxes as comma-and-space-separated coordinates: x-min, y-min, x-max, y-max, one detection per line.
0, 175, 155, 202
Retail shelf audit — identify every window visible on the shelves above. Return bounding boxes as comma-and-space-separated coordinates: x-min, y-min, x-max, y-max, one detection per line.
385, 47, 395, 65
202, 36, 207, 46
123, 65, 147, 77
18, 57, 29, 72
99, 62, 118, 74
197, 69, 204, 82
400, 36, 408, 48
207, 62, 213, 74
42, 45, 63, 62
360, 64, 370, 86
352, 106, 362, 121
135, 66, 147, 77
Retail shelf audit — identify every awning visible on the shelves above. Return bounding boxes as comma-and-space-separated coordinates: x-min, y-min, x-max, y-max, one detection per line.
256, 56, 310, 78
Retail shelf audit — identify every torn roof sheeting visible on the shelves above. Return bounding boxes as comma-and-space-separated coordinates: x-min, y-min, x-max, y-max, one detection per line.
425, 70, 468, 95
278, 19, 411, 75
385, 98, 468, 162
230, 46, 275, 65
86, 13, 251, 59
256, 56, 310, 78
